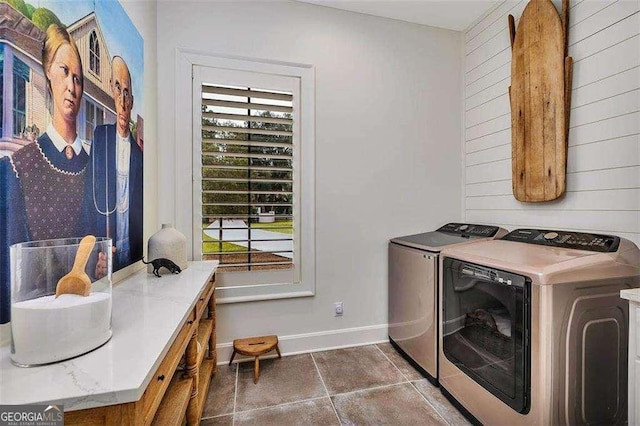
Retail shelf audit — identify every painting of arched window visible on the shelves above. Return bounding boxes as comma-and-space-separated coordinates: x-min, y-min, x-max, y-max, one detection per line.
89, 30, 100, 75
12, 57, 29, 138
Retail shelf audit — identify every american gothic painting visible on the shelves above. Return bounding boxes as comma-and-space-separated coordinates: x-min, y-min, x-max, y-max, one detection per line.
0, 0, 144, 323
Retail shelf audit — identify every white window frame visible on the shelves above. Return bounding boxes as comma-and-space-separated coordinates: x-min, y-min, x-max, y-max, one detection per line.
175, 50, 315, 304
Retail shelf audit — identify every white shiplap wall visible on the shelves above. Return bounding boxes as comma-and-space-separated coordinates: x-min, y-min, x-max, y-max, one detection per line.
463, 0, 640, 246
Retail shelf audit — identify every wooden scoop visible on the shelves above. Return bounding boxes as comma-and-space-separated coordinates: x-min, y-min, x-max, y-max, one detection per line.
55, 235, 96, 298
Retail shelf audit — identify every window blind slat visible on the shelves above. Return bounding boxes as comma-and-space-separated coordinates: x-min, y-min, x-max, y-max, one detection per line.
213, 261, 293, 269
202, 85, 293, 101
203, 138, 292, 149
202, 250, 293, 256
202, 98, 293, 113
202, 214, 293, 221
203, 190, 293, 196
202, 125, 292, 137
202, 226, 293, 233
203, 225, 293, 231
203, 177, 293, 184
203, 202, 293, 207
203, 112, 293, 125
204, 238, 291, 245
202, 152, 292, 160
203, 164, 292, 172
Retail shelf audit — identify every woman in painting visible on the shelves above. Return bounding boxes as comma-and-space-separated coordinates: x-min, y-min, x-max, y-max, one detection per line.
0, 24, 86, 323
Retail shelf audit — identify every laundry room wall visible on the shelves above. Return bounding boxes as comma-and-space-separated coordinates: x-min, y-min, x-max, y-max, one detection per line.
156, 1, 463, 356
463, 0, 640, 245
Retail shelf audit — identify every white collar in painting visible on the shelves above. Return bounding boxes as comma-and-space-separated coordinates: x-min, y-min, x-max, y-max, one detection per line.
46, 123, 84, 155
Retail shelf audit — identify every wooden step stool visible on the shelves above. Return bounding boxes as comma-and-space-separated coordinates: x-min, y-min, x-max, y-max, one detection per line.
229, 335, 281, 383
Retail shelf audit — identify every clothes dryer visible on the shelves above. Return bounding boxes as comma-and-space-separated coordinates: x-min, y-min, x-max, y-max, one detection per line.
439, 228, 640, 425
388, 223, 507, 384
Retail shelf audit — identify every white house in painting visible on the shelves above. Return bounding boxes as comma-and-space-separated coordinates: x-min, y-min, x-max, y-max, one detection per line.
0, 4, 115, 156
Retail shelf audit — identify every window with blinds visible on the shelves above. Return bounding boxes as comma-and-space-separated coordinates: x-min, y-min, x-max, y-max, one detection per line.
182, 55, 314, 300
200, 84, 295, 273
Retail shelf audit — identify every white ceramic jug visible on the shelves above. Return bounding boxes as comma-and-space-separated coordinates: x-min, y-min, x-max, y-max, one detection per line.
147, 224, 188, 271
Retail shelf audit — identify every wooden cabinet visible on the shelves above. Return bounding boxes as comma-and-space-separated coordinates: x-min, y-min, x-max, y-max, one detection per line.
66, 275, 217, 426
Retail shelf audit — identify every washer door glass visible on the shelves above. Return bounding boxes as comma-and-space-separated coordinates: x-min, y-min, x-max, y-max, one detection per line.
442, 258, 530, 413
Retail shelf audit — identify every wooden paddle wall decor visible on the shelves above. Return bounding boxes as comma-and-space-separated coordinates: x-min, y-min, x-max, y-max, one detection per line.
509, 0, 573, 202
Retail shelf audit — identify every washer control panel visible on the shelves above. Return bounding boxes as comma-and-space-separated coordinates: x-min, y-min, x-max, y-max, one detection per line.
501, 228, 620, 252
437, 223, 500, 237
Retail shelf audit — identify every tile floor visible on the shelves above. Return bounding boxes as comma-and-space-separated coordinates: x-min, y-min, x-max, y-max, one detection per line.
201, 343, 472, 425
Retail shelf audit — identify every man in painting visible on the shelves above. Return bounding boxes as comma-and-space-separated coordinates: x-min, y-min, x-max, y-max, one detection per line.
84, 56, 143, 274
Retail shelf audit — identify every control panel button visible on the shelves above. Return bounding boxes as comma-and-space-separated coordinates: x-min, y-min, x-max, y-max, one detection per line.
501, 229, 620, 252
437, 223, 498, 237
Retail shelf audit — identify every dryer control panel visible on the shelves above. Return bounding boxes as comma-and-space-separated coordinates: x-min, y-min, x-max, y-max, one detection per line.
501, 228, 620, 252
437, 223, 500, 237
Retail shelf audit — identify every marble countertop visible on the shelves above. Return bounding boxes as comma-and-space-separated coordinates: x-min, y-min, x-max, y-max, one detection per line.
621, 288, 640, 303
0, 261, 218, 411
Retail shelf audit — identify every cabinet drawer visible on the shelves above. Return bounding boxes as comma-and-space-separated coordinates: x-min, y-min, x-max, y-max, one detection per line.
635, 359, 640, 423
143, 316, 195, 424
195, 280, 215, 321
634, 305, 640, 352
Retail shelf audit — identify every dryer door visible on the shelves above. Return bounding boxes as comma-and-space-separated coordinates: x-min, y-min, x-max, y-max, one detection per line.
442, 258, 531, 413
388, 242, 437, 379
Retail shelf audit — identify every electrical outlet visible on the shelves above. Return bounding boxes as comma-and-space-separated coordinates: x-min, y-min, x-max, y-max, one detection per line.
334, 302, 343, 316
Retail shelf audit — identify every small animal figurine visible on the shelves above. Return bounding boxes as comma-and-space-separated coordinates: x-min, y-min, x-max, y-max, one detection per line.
142, 258, 182, 277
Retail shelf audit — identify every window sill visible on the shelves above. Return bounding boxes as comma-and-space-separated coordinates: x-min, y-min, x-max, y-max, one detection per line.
216, 288, 314, 304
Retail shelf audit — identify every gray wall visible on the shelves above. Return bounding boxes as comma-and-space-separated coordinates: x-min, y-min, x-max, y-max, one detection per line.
156, 0, 464, 356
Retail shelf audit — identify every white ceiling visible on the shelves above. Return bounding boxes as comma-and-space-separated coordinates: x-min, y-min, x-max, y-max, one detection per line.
296, 0, 500, 31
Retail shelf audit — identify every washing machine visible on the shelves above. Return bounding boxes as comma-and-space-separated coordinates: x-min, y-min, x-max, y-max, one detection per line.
388, 223, 507, 384
439, 228, 640, 425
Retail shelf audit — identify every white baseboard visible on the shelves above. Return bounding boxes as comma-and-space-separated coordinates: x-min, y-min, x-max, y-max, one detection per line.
217, 323, 389, 364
